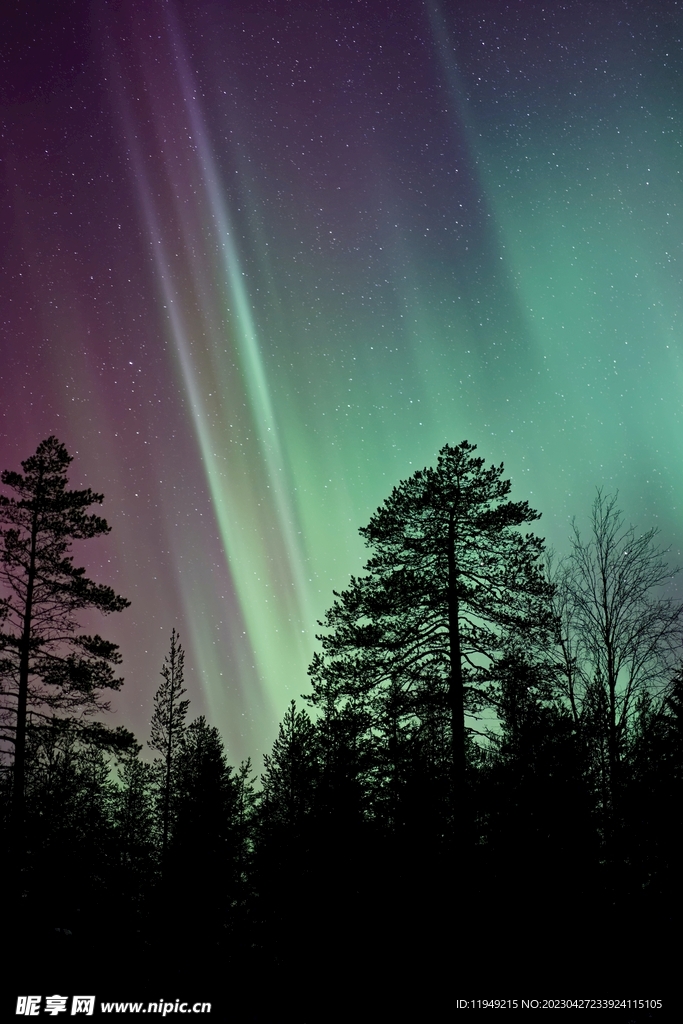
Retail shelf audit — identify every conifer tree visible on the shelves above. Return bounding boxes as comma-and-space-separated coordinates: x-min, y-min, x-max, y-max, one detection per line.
19, 720, 121, 923
308, 441, 553, 809
114, 742, 155, 891
149, 629, 189, 868
0, 437, 130, 840
171, 716, 236, 940
480, 651, 596, 910
231, 757, 258, 896
173, 715, 233, 857
260, 701, 318, 832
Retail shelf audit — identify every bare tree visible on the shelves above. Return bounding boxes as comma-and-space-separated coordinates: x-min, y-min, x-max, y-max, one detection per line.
552, 491, 683, 819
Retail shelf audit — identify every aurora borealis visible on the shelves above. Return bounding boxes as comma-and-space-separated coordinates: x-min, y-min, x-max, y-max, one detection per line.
1, 0, 682, 765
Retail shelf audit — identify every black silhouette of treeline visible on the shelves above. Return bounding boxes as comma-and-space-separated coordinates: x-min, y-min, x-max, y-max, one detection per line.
1, 438, 680, 1008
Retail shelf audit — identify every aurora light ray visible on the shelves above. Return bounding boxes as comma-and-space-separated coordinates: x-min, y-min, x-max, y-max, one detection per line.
107, 4, 314, 745
2, 0, 683, 766
425, 1, 683, 536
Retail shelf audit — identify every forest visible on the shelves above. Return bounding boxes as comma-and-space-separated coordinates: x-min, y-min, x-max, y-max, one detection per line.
1, 437, 677, 1016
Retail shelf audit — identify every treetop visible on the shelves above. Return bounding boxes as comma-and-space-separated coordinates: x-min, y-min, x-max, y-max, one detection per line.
360, 440, 543, 551
0, 437, 111, 540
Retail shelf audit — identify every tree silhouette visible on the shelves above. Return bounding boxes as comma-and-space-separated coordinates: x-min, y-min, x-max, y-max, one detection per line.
480, 650, 597, 915
113, 741, 155, 896
308, 441, 553, 815
621, 669, 683, 932
255, 702, 319, 943
551, 491, 683, 832
0, 437, 130, 845
172, 716, 233, 860
148, 629, 189, 872
260, 700, 318, 832
170, 715, 237, 945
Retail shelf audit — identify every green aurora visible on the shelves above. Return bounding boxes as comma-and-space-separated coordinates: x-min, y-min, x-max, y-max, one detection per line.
1, 0, 682, 763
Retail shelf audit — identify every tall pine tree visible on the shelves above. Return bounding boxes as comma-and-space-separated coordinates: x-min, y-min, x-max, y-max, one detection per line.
148, 629, 189, 871
0, 437, 130, 847
308, 441, 553, 815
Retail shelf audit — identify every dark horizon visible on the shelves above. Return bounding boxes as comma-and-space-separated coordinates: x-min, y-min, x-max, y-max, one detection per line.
1, 434, 678, 1017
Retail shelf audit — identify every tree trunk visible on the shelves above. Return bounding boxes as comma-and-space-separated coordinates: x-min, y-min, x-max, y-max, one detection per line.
447, 504, 465, 794
162, 698, 174, 876
12, 472, 42, 838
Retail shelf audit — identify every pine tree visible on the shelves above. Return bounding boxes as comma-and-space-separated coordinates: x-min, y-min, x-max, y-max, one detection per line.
623, 670, 683, 927
173, 715, 233, 861
231, 757, 257, 900
481, 650, 596, 906
0, 437, 130, 841
260, 701, 318, 832
113, 742, 155, 892
170, 716, 236, 944
18, 720, 121, 929
308, 441, 553, 812
148, 629, 189, 869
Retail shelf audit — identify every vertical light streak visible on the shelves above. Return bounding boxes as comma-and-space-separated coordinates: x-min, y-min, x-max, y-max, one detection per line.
169, 24, 313, 634
108, 10, 314, 748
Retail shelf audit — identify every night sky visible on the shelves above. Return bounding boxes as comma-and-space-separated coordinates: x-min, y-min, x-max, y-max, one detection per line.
1, 0, 682, 766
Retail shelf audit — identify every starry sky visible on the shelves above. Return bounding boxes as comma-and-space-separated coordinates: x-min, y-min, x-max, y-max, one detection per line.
1, 0, 682, 765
